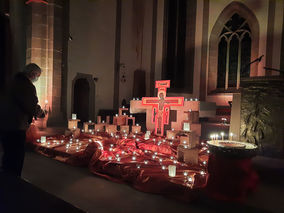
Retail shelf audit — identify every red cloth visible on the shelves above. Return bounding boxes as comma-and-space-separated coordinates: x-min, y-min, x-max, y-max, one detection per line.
206, 154, 258, 202
28, 132, 210, 201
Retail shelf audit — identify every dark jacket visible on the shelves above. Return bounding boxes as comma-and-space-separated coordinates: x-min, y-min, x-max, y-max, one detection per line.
0, 72, 44, 131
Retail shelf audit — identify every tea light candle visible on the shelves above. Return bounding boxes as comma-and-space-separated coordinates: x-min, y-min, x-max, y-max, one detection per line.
108, 156, 113, 160
162, 165, 166, 170
200, 170, 206, 176
144, 160, 148, 165
122, 106, 125, 108
89, 120, 92, 123
168, 165, 176, 177
183, 171, 188, 176
72, 113, 77, 120
130, 115, 133, 117
117, 157, 121, 162
136, 164, 141, 169
115, 114, 118, 117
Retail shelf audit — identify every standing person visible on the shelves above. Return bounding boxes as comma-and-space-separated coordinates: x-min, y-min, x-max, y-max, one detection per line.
0, 63, 45, 177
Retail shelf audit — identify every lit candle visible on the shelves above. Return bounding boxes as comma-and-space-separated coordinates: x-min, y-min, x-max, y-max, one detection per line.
122, 106, 125, 108
229, 132, 233, 141
89, 120, 92, 123
136, 123, 139, 126
115, 114, 118, 117
144, 160, 148, 165
221, 132, 224, 141
162, 165, 166, 170
183, 171, 188, 176
168, 165, 176, 177
130, 115, 133, 117
123, 113, 126, 115
187, 177, 193, 182
136, 164, 141, 169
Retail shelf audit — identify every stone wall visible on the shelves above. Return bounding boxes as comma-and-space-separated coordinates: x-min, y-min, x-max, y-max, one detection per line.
240, 76, 284, 158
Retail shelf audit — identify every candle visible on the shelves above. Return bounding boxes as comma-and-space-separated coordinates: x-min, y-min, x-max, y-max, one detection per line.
162, 165, 166, 170
89, 120, 92, 123
115, 114, 118, 117
136, 164, 141, 169
123, 113, 126, 115
40, 136, 46, 143
132, 156, 136, 161
136, 123, 139, 126
229, 132, 233, 141
183, 171, 188, 176
72, 113, 77, 120
144, 160, 148, 165
122, 106, 125, 108
168, 165, 176, 177
221, 132, 224, 141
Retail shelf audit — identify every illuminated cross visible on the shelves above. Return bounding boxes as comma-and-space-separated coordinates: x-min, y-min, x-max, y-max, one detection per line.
142, 80, 184, 136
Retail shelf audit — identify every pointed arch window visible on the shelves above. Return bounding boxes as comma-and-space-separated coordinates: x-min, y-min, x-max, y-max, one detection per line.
217, 13, 251, 90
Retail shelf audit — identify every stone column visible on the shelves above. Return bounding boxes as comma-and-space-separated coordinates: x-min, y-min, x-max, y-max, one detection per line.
26, 0, 65, 126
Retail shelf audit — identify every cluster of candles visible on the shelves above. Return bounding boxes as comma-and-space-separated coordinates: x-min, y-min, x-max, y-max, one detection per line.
210, 132, 234, 141
184, 98, 198, 101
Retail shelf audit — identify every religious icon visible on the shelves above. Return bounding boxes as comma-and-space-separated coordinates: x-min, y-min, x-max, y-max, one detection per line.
142, 80, 184, 136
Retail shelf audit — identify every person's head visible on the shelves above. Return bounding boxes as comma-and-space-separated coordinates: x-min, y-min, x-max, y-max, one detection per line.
23, 63, 42, 83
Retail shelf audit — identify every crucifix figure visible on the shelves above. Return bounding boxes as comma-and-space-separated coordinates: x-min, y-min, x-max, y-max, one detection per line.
142, 80, 184, 136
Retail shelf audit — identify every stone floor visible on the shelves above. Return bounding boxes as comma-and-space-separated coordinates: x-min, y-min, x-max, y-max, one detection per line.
12, 150, 282, 213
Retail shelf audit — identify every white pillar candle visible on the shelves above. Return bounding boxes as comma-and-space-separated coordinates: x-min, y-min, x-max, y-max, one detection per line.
221, 132, 224, 141
40, 136, 46, 143
168, 165, 176, 177
229, 132, 233, 140
72, 113, 77, 120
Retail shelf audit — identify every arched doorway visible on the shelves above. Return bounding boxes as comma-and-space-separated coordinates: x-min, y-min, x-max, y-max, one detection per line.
73, 78, 90, 122
72, 73, 96, 122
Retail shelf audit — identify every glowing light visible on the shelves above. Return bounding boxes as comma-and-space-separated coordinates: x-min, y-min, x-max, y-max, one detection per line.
183, 172, 188, 176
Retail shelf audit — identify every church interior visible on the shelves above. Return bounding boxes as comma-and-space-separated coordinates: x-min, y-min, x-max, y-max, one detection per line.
0, 0, 284, 212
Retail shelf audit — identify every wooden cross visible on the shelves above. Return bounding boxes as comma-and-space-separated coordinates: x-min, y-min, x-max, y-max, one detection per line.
141, 80, 184, 136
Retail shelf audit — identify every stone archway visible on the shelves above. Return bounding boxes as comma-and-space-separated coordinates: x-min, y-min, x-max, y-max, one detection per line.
208, 1, 260, 94
72, 73, 95, 122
